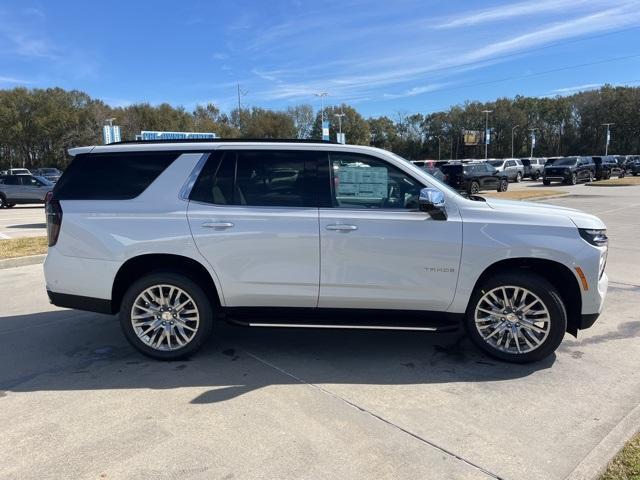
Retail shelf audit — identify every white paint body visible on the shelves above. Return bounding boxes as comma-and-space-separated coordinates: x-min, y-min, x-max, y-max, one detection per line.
45, 142, 608, 318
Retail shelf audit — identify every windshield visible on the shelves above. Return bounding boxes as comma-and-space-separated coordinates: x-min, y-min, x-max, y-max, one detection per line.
34, 176, 54, 186
552, 158, 578, 166
11, 169, 30, 174
488, 160, 503, 167
388, 152, 465, 199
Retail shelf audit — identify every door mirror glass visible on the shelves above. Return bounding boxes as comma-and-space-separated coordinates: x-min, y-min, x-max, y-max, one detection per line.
419, 188, 447, 220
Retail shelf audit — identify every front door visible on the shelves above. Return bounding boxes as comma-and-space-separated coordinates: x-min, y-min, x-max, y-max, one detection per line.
318, 152, 462, 311
187, 149, 321, 308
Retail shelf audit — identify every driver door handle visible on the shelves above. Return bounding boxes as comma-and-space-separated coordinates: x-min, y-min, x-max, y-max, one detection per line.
202, 221, 234, 229
325, 224, 358, 232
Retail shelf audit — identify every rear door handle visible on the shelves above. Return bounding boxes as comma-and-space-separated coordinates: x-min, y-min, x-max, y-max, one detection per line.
202, 221, 234, 229
325, 224, 358, 232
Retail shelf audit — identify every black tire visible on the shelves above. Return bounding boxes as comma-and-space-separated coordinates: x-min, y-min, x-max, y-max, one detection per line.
587, 172, 593, 183
468, 180, 480, 195
543, 179, 551, 186
619, 171, 625, 179
0, 194, 6, 208
497, 178, 508, 192
569, 173, 577, 185
515, 172, 522, 183
465, 272, 567, 363
532, 171, 540, 181
6, 203, 15, 208
119, 271, 214, 360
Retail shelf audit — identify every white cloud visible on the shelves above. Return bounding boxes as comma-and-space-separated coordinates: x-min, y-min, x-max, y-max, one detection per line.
433, 0, 624, 29
552, 83, 603, 94
0, 76, 32, 84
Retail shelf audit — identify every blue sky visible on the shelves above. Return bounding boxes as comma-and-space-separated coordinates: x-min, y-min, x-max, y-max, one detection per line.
1, 0, 639, 117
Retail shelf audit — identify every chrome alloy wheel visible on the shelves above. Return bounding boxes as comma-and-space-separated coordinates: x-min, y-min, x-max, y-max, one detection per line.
474, 286, 551, 354
130, 284, 200, 351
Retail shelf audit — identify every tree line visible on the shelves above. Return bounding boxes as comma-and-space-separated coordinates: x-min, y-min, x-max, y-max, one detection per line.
0, 85, 639, 170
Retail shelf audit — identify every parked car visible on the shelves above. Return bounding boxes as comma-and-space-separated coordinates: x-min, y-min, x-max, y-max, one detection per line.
0, 174, 54, 207
487, 158, 524, 182
624, 155, 640, 176
592, 156, 625, 180
440, 162, 509, 194
34, 167, 62, 183
521, 158, 546, 180
545, 158, 560, 166
543, 156, 595, 185
3, 168, 32, 176
43, 140, 609, 364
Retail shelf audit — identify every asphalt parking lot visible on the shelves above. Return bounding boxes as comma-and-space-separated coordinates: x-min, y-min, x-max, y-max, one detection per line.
1, 183, 639, 480
0, 205, 46, 239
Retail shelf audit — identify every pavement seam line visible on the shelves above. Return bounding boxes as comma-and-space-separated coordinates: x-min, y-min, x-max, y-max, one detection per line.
242, 349, 504, 480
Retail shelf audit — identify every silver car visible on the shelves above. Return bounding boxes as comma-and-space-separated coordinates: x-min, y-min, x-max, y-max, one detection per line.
0, 174, 53, 208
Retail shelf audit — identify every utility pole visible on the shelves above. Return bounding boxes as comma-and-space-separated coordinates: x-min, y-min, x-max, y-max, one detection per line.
602, 123, 614, 155
529, 128, 538, 158
435, 135, 444, 160
314, 92, 328, 140
334, 109, 346, 143
236, 83, 247, 132
482, 110, 492, 159
511, 124, 519, 158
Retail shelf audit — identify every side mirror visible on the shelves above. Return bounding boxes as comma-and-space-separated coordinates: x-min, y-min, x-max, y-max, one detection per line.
419, 188, 447, 220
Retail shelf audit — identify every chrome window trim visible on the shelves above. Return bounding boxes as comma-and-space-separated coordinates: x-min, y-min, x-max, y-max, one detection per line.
178, 153, 211, 201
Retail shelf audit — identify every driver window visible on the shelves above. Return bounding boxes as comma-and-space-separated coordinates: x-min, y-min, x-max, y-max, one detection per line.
329, 153, 422, 210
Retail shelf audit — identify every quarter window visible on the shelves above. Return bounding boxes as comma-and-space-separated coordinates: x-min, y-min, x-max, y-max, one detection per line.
328, 153, 422, 210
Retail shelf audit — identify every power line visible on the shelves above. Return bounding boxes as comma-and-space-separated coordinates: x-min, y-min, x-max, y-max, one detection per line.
414, 25, 640, 79
414, 52, 640, 98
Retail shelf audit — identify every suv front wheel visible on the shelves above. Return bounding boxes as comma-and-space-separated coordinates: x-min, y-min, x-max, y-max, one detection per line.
465, 273, 567, 363
120, 271, 214, 360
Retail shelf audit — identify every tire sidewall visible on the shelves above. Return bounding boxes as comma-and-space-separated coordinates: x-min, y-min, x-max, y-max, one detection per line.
464, 273, 567, 363
120, 271, 214, 360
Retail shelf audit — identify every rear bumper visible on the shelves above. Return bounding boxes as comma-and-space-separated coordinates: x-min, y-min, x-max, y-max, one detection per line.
47, 290, 114, 314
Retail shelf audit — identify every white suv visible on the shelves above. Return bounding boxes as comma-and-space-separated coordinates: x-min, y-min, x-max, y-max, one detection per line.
44, 140, 608, 363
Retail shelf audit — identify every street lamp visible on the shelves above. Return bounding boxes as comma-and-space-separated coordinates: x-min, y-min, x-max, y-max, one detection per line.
314, 92, 328, 125
528, 128, 538, 158
482, 110, 492, 159
511, 124, 520, 158
602, 123, 614, 155
334, 113, 346, 144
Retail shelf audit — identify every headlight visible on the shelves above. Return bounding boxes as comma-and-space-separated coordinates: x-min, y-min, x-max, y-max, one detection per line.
579, 228, 608, 247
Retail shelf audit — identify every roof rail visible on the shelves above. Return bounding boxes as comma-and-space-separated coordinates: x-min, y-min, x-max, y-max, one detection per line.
110, 138, 339, 145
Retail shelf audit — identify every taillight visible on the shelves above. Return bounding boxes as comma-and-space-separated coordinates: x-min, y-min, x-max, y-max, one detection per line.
45, 192, 62, 247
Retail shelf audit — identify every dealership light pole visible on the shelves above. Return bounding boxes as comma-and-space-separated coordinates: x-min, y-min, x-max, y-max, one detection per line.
529, 128, 538, 158
602, 123, 614, 155
334, 111, 346, 143
511, 124, 519, 158
482, 110, 492, 159
314, 92, 328, 124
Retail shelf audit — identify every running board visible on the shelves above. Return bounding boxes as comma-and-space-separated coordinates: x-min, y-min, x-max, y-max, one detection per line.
245, 322, 440, 331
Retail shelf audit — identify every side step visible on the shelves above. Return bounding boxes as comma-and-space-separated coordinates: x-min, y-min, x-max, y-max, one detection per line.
223, 308, 462, 333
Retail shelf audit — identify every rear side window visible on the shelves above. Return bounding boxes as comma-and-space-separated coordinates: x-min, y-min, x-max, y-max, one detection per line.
190, 150, 318, 207
54, 152, 179, 200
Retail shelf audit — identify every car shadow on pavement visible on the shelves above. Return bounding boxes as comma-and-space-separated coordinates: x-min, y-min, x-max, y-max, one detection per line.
0, 310, 556, 404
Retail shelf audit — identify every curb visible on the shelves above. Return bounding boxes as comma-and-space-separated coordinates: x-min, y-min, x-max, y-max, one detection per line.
566, 402, 640, 480
0, 254, 46, 270
528, 193, 571, 202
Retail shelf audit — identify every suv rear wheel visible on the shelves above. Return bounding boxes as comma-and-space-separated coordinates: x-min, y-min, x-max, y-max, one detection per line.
568, 173, 577, 185
120, 271, 214, 360
515, 172, 522, 183
465, 273, 567, 363
497, 178, 508, 192
468, 180, 480, 195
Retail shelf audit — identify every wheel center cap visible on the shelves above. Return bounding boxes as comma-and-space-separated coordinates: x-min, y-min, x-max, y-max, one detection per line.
161, 311, 173, 321
506, 313, 518, 322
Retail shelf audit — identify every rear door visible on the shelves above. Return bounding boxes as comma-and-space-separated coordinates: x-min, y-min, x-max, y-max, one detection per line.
187, 148, 321, 308
318, 151, 462, 311
480, 163, 499, 189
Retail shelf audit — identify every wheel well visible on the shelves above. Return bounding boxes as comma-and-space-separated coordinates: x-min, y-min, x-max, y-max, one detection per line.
111, 254, 221, 313
472, 258, 582, 335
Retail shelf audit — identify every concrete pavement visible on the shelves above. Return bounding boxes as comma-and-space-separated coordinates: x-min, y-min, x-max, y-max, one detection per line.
1, 185, 639, 480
